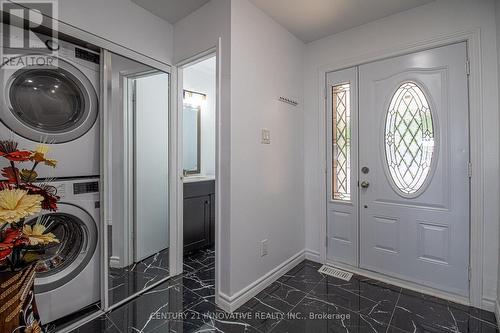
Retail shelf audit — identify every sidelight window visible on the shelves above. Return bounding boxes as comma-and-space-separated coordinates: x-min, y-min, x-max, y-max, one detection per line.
332, 83, 351, 201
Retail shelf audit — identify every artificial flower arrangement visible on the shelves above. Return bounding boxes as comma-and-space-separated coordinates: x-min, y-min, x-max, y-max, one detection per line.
0, 140, 60, 272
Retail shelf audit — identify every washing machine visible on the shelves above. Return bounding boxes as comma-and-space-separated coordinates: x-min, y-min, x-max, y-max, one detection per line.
0, 25, 100, 178
25, 178, 100, 324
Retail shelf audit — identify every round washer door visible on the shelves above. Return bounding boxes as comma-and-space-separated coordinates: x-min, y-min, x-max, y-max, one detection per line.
27, 203, 98, 293
0, 55, 98, 143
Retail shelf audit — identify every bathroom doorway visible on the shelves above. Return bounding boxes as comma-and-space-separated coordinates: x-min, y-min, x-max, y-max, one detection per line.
178, 52, 217, 296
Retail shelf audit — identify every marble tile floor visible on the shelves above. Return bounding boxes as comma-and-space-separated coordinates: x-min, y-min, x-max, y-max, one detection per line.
43, 248, 170, 332
72, 250, 498, 333
108, 248, 170, 305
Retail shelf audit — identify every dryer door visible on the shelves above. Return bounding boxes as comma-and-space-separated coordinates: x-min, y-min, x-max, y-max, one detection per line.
0, 56, 98, 143
27, 203, 98, 293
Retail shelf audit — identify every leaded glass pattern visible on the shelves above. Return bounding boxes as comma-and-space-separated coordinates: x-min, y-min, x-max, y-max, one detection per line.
332, 83, 351, 201
385, 82, 435, 195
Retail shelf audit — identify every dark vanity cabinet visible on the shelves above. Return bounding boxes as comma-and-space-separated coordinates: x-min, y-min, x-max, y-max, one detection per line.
183, 180, 215, 254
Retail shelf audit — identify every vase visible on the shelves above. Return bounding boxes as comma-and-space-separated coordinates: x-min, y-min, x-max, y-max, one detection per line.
0, 264, 42, 333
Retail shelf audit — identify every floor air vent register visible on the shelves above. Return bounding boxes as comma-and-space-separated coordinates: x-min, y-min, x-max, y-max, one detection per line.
318, 265, 353, 281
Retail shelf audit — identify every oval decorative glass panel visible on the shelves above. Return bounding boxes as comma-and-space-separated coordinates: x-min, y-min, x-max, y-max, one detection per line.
385, 82, 435, 195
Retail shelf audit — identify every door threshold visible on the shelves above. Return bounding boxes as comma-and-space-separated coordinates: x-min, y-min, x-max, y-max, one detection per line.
326, 260, 470, 307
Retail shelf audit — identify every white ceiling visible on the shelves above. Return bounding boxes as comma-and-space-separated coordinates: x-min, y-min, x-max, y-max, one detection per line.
131, 0, 210, 24
249, 0, 435, 43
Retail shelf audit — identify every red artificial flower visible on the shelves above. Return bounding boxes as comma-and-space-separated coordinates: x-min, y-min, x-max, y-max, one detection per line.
14, 235, 29, 247
0, 247, 12, 262
1, 167, 19, 184
23, 184, 59, 212
0, 182, 11, 191
0, 150, 32, 162
0, 228, 28, 261
0, 140, 33, 162
1, 228, 22, 243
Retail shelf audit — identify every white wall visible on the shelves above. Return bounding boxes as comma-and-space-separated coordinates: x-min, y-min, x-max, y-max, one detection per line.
174, 0, 305, 302
108, 53, 152, 268
173, 0, 230, 64
496, 0, 500, 320
183, 58, 216, 176
228, 0, 305, 296
173, 0, 233, 295
135, 73, 170, 261
20, 0, 174, 64
57, 0, 173, 63
304, 0, 499, 309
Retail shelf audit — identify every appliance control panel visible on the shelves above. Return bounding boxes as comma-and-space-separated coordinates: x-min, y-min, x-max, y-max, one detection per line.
75, 47, 100, 64
73, 181, 99, 195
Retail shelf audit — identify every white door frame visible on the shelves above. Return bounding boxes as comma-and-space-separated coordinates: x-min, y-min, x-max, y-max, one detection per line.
174, 42, 221, 301
318, 29, 485, 308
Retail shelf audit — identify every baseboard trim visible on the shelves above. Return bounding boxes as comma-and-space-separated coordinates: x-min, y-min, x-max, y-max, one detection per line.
304, 249, 321, 263
217, 250, 306, 313
481, 297, 497, 312
495, 300, 500, 325
328, 260, 471, 307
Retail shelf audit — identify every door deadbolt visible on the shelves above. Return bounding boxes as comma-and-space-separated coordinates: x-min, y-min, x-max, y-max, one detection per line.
361, 167, 369, 174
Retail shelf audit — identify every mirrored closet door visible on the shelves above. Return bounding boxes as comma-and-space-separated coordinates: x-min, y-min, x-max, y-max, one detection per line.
102, 51, 170, 308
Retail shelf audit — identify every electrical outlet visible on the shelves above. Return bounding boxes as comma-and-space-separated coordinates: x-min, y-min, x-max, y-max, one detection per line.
261, 129, 271, 144
261, 239, 268, 257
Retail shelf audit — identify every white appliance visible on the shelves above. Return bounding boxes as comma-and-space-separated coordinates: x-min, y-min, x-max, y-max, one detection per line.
30, 178, 100, 324
0, 26, 100, 178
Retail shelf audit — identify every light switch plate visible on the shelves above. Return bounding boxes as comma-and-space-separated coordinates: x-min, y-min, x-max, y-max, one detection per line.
261, 129, 271, 144
261, 239, 268, 257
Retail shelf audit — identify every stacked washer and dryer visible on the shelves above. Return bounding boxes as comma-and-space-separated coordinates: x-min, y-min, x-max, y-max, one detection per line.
0, 28, 101, 324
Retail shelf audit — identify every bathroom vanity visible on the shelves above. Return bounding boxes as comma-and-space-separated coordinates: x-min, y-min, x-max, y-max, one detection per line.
183, 178, 215, 254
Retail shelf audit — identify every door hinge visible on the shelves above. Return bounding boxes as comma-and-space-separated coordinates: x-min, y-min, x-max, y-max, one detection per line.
467, 162, 472, 178
324, 86, 327, 99
466, 60, 471, 76
325, 236, 328, 247
468, 266, 472, 281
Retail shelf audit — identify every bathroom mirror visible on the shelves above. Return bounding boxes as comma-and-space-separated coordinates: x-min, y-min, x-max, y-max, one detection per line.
183, 90, 203, 175
103, 51, 170, 307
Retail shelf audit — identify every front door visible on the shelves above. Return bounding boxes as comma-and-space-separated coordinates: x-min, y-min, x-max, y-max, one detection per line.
327, 43, 470, 296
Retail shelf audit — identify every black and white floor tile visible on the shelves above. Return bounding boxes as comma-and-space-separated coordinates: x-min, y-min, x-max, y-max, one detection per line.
108, 248, 170, 305
72, 249, 498, 333
44, 249, 170, 332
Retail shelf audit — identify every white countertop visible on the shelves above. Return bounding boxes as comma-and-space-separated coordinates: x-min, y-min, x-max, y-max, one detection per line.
183, 175, 215, 183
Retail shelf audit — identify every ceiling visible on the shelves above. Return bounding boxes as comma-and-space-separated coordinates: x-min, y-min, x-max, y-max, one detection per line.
131, 0, 434, 42
131, 0, 210, 24
249, 0, 435, 43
